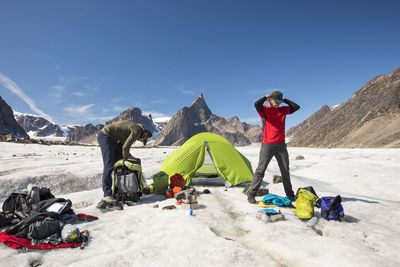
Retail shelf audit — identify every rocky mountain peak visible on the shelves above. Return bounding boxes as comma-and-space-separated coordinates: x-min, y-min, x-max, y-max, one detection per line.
15, 113, 64, 137
0, 96, 29, 139
66, 106, 159, 144
105, 107, 158, 133
154, 94, 261, 146
228, 116, 240, 123
393, 67, 400, 75
67, 123, 104, 144
189, 93, 212, 122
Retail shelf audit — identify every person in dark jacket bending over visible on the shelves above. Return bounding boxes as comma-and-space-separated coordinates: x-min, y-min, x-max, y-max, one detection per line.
247, 91, 300, 204
97, 121, 152, 205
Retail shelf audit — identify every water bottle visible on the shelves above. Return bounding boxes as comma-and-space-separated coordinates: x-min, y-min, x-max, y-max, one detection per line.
306, 216, 319, 227
61, 224, 81, 243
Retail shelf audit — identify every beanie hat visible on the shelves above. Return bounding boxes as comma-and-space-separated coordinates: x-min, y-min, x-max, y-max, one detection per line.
271, 91, 284, 103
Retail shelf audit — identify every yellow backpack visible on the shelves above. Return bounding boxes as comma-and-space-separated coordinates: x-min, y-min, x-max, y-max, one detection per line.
296, 188, 318, 219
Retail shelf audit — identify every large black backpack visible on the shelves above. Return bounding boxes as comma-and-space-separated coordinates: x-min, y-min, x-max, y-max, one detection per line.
112, 159, 147, 202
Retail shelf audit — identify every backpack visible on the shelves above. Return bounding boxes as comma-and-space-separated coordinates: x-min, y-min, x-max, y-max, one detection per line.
112, 159, 147, 202
319, 195, 344, 221
6, 212, 61, 239
295, 187, 318, 219
2, 193, 32, 220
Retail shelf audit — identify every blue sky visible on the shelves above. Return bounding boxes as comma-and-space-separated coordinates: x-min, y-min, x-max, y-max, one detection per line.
0, 0, 399, 129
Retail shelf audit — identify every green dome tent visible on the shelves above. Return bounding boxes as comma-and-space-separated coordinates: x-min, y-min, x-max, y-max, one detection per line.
160, 132, 254, 186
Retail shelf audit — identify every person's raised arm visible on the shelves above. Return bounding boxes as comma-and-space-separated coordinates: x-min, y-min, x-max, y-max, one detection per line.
283, 98, 300, 114
254, 95, 268, 113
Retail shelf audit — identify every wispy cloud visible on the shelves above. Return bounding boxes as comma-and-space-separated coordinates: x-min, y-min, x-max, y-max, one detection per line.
113, 105, 127, 112
179, 86, 196, 95
64, 104, 95, 116
181, 89, 195, 95
64, 104, 114, 124
151, 98, 166, 104
143, 110, 172, 123
87, 115, 114, 122
51, 85, 64, 99
0, 72, 54, 122
73, 92, 87, 97
143, 110, 170, 119
58, 74, 88, 83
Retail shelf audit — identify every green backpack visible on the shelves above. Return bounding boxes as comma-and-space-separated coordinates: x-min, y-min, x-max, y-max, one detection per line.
295, 187, 318, 219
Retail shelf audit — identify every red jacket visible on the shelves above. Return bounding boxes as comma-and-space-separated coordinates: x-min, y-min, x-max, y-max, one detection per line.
255, 96, 300, 144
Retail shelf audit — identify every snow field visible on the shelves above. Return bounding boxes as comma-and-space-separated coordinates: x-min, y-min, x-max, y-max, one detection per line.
0, 143, 399, 266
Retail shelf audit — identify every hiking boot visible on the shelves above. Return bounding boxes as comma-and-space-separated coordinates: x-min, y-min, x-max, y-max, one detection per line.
248, 193, 257, 204
107, 202, 123, 210
124, 200, 136, 206
256, 188, 269, 196
96, 200, 107, 209
103, 196, 117, 204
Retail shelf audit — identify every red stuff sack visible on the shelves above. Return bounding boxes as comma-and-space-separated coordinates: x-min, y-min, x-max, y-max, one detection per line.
169, 173, 185, 189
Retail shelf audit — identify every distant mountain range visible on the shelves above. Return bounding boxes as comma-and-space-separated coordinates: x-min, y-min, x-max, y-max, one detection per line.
66, 107, 159, 144
154, 94, 261, 146
3, 67, 398, 147
14, 112, 75, 138
1, 94, 260, 146
287, 67, 400, 148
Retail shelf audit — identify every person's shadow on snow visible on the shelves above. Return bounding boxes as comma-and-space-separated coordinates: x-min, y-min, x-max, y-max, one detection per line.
341, 197, 379, 204
139, 194, 166, 204
314, 211, 360, 223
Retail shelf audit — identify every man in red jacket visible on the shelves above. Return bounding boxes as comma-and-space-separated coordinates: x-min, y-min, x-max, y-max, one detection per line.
247, 91, 300, 204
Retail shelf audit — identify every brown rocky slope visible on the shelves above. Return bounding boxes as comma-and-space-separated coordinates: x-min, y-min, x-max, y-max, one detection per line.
288, 67, 400, 148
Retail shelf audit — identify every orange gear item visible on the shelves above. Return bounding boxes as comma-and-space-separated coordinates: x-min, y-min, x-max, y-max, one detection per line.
172, 186, 183, 197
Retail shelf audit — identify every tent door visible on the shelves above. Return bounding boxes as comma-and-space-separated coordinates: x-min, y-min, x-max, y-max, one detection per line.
190, 142, 227, 186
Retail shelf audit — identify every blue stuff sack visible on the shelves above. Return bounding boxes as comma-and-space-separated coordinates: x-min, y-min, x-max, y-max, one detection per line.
262, 194, 293, 207
320, 195, 344, 221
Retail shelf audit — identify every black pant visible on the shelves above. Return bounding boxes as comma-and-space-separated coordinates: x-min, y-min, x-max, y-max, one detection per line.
249, 142, 294, 198
97, 131, 123, 197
